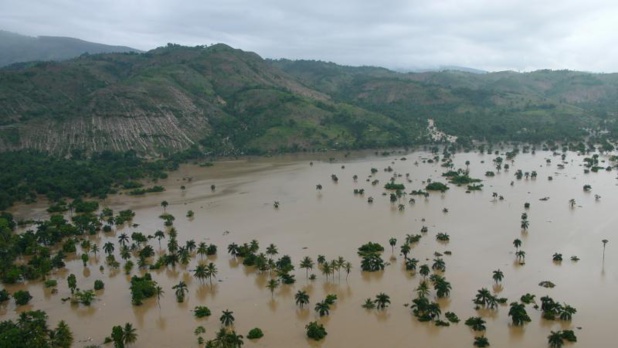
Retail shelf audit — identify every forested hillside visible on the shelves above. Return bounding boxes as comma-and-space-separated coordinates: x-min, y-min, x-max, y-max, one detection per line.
2, 43, 618, 158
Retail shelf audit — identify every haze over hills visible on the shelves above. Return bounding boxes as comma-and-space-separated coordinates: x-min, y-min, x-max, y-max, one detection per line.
1, 42, 618, 157
0, 30, 140, 67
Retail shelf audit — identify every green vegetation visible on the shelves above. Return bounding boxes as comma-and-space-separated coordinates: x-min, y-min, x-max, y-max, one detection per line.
194, 306, 212, 318
129, 273, 158, 305
247, 327, 264, 339
305, 321, 327, 341
426, 182, 449, 192
0, 310, 73, 348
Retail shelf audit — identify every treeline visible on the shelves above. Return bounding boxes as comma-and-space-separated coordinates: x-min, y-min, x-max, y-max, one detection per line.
0, 150, 178, 210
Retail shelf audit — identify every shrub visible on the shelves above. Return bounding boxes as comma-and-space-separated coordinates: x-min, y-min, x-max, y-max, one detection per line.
247, 328, 264, 339
13, 290, 33, 306
306, 321, 327, 340
44, 279, 58, 288
194, 306, 211, 318
94, 280, 105, 290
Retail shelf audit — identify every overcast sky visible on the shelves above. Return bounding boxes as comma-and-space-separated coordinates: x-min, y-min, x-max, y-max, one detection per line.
2, 0, 618, 72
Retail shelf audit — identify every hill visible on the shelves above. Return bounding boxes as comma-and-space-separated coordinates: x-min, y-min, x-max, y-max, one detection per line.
0, 30, 140, 67
2, 43, 618, 157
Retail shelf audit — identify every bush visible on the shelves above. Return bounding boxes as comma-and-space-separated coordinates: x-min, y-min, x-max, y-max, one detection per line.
426, 182, 449, 192
13, 290, 33, 306
94, 280, 105, 290
357, 242, 384, 256
247, 328, 264, 339
194, 306, 211, 318
0, 289, 9, 302
305, 321, 327, 340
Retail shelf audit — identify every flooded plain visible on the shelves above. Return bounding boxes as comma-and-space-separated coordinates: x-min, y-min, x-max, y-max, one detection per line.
4, 149, 618, 347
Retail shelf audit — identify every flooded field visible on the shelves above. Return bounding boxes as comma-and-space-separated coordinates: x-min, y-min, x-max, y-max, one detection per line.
4, 148, 618, 347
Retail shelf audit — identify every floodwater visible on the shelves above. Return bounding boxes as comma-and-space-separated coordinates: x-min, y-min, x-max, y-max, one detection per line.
4, 149, 618, 347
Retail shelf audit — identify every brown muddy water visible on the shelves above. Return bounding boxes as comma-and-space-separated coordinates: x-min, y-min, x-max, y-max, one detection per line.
4, 149, 618, 347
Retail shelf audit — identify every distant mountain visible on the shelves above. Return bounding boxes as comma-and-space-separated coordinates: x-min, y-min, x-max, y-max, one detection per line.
0, 30, 140, 67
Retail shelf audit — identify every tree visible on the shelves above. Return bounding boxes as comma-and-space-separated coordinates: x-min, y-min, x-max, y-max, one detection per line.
205, 262, 217, 286
161, 201, 169, 212
419, 264, 430, 279
515, 250, 526, 263
465, 317, 486, 332
521, 219, 529, 231
266, 243, 278, 260
569, 199, 576, 208
548, 331, 564, 348
513, 239, 522, 250
118, 233, 129, 247
103, 242, 115, 256
266, 279, 279, 298
227, 243, 240, 259
314, 301, 330, 317
400, 243, 411, 259
305, 321, 327, 341
123, 323, 138, 346
67, 273, 77, 294
90, 244, 99, 257
473, 336, 490, 348
508, 302, 531, 326
432, 258, 446, 272
295, 290, 309, 308
194, 263, 208, 284
389, 237, 397, 253
300, 256, 314, 278
155, 286, 164, 308
602, 239, 609, 260
154, 230, 165, 248
220, 309, 235, 328
196, 242, 208, 259
492, 269, 504, 284
51, 320, 73, 348
344, 261, 352, 280
110, 323, 138, 348
432, 275, 452, 298
172, 281, 188, 302
374, 292, 391, 310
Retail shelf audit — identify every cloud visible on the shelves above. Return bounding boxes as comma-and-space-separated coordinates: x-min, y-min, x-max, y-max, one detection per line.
2, 0, 618, 71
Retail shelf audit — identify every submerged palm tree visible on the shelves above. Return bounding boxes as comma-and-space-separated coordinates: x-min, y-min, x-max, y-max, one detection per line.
300, 256, 314, 278
492, 269, 504, 284
172, 281, 188, 303
295, 290, 310, 308
374, 292, 391, 310
220, 309, 235, 328
314, 301, 330, 317
602, 239, 609, 260
266, 279, 279, 299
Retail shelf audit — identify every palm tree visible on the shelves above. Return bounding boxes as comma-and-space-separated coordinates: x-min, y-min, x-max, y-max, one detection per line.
154, 230, 165, 248
295, 290, 310, 308
185, 240, 196, 253
416, 280, 430, 298
513, 238, 522, 250
194, 263, 208, 284
419, 264, 430, 279
197, 242, 208, 259
473, 288, 498, 309
559, 304, 577, 321
602, 239, 609, 260
172, 281, 188, 302
317, 255, 326, 265
433, 276, 452, 298
118, 233, 129, 247
103, 242, 115, 256
266, 279, 279, 299
161, 200, 169, 212
521, 219, 529, 231
220, 309, 235, 328
515, 250, 526, 263
90, 244, 99, 257
465, 317, 486, 332
266, 243, 278, 261
569, 199, 576, 208
389, 237, 397, 254
473, 336, 489, 347
374, 292, 391, 310
344, 261, 352, 280
405, 257, 419, 272
299, 256, 314, 278
400, 243, 411, 259
205, 262, 218, 286
432, 258, 446, 272
492, 269, 504, 284
508, 302, 531, 326
321, 262, 332, 281
155, 286, 164, 309
227, 243, 240, 258
548, 331, 564, 348
314, 301, 330, 317
123, 323, 138, 346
